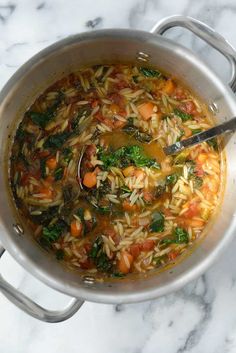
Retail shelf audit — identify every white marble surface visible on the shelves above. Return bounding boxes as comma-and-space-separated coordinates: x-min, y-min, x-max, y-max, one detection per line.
1, 0, 236, 352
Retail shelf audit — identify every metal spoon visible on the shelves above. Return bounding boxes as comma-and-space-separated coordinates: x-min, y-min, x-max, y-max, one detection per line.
163, 117, 236, 155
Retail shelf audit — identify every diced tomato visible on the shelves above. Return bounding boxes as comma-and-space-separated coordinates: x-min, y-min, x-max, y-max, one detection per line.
20, 173, 31, 186
143, 190, 153, 203
183, 202, 200, 218
195, 163, 204, 177
141, 239, 155, 252
91, 100, 99, 108
85, 144, 97, 158
174, 87, 187, 100
79, 258, 93, 269
168, 251, 178, 261
179, 101, 197, 115
129, 244, 141, 259
36, 150, 50, 159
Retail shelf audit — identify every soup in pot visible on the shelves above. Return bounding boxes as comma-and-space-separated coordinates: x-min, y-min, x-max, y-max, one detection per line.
10, 64, 222, 278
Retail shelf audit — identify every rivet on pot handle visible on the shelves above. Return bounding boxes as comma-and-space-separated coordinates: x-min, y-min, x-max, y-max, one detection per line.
0, 244, 84, 322
151, 15, 236, 92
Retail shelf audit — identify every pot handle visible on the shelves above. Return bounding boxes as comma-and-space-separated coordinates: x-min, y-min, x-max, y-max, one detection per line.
151, 15, 236, 92
0, 245, 84, 322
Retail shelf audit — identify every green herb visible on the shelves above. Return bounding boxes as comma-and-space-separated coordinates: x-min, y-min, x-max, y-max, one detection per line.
98, 145, 160, 170
174, 108, 192, 121
41, 220, 67, 246
191, 128, 202, 135
186, 160, 196, 176
153, 255, 166, 266
150, 212, 164, 232
161, 227, 189, 245
207, 137, 218, 151
132, 75, 139, 83
155, 183, 166, 197
174, 227, 189, 243
97, 205, 111, 214
44, 131, 71, 150
193, 176, 203, 188
166, 173, 178, 185
89, 236, 113, 272
29, 92, 64, 128
174, 150, 189, 164
40, 159, 46, 179
139, 67, 162, 78
54, 167, 63, 181
71, 106, 91, 130
56, 249, 64, 260
111, 272, 125, 278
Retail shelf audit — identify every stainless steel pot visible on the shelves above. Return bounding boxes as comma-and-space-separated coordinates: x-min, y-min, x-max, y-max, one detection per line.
1, 15, 236, 322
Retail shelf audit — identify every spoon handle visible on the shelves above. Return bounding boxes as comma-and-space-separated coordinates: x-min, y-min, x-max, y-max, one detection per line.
163, 117, 236, 155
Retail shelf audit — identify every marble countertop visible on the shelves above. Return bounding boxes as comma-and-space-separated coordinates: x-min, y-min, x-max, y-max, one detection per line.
1, 0, 236, 352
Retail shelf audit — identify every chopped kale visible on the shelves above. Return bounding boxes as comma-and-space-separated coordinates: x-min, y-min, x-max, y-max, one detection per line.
192, 175, 203, 188
31, 206, 59, 226
89, 236, 113, 272
54, 167, 63, 181
71, 106, 92, 130
41, 219, 67, 246
132, 75, 139, 83
29, 91, 64, 128
62, 147, 73, 164
166, 173, 178, 185
139, 67, 162, 78
174, 108, 192, 121
123, 118, 152, 143
150, 212, 164, 232
40, 159, 46, 179
98, 145, 160, 170
56, 249, 64, 260
191, 128, 202, 135
43, 131, 71, 149
207, 137, 218, 151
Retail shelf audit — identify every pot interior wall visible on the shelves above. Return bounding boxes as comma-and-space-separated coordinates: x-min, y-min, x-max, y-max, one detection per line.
0, 29, 236, 302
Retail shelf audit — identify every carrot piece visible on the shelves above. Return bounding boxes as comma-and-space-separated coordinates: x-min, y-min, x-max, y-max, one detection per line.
83, 172, 97, 188
118, 251, 134, 274
162, 79, 175, 95
43, 175, 54, 187
38, 187, 53, 199
182, 126, 192, 138
186, 219, 205, 228
46, 157, 57, 170
138, 102, 155, 120
70, 220, 83, 237
123, 166, 135, 177
197, 153, 207, 164
133, 169, 145, 180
